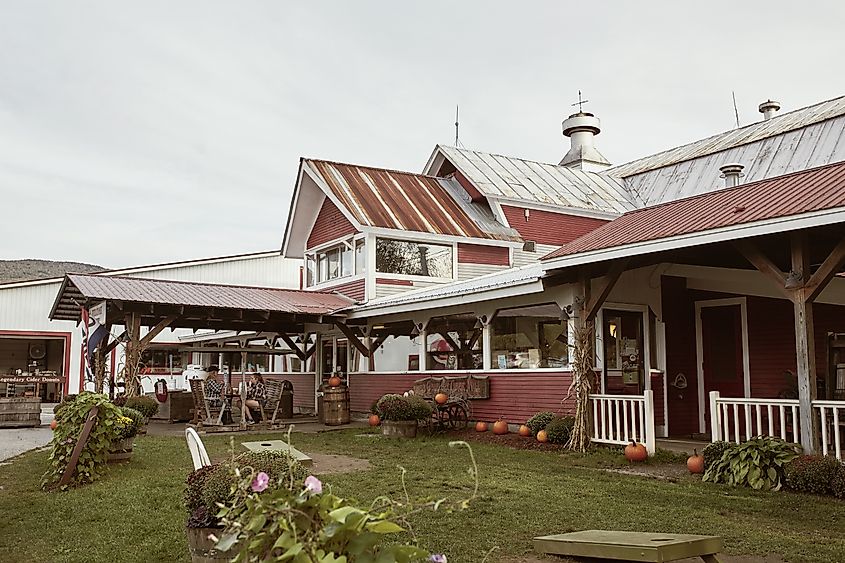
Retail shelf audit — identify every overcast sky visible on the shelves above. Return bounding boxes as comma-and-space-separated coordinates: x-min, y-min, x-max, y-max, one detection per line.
2, 1, 844, 268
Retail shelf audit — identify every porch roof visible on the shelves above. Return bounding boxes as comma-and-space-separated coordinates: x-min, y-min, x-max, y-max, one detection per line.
543, 160, 845, 262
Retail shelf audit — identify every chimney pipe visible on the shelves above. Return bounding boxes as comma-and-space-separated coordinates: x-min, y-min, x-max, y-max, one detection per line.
758, 100, 781, 121
559, 112, 610, 171
719, 163, 745, 188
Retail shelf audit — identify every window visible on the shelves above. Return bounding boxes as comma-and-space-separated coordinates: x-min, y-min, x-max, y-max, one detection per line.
226, 353, 271, 373
354, 239, 365, 275
375, 238, 453, 278
491, 304, 567, 369
306, 256, 316, 287
307, 240, 357, 286
426, 315, 482, 370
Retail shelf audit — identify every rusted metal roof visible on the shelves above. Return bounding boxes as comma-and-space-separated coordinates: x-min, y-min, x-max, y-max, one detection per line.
543, 160, 845, 260
50, 273, 354, 322
428, 145, 635, 214
303, 159, 521, 242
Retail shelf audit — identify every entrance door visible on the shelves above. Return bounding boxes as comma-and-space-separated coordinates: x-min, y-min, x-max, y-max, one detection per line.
697, 301, 748, 433
602, 310, 645, 395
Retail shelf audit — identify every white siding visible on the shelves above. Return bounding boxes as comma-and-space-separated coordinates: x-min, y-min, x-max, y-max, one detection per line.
375, 278, 443, 300
513, 244, 558, 267
457, 263, 505, 281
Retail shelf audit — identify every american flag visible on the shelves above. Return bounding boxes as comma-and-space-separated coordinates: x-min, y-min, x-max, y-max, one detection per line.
80, 307, 109, 382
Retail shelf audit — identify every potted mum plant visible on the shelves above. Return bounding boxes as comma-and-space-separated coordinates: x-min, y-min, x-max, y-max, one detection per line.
375, 394, 433, 438
124, 395, 160, 433
108, 407, 143, 462
184, 451, 309, 562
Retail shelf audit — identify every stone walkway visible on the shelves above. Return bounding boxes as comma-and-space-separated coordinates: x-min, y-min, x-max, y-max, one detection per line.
0, 404, 55, 463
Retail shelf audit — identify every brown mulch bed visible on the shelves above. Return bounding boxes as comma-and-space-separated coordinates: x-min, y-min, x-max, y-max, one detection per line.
446, 428, 569, 451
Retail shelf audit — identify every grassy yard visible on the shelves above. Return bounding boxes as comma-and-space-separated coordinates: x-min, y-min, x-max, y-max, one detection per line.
1, 428, 844, 562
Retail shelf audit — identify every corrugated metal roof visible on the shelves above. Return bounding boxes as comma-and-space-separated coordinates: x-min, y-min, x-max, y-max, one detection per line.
543, 161, 845, 260
51, 273, 354, 321
434, 145, 635, 214
303, 159, 521, 242
608, 95, 845, 179
349, 263, 545, 314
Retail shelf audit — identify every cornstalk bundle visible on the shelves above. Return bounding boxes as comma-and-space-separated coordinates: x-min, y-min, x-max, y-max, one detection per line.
565, 320, 595, 452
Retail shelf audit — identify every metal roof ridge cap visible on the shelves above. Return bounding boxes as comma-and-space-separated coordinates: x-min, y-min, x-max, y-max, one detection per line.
303, 157, 445, 180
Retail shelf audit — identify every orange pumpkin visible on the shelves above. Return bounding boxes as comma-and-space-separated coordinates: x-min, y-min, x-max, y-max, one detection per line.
368, 414, 380, 427
536, 430, 549, 443
50, 419, 58, 431
328, 376, 342, 387
493, 420, 509, 435
624, 440, 648, 462
518, 424, 531, 437
475, 421, 488, 432
687, 449, 705, 474
434, 392, 448, 405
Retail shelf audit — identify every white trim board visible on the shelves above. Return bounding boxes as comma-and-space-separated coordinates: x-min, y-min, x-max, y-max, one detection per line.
694, 297, 751, 434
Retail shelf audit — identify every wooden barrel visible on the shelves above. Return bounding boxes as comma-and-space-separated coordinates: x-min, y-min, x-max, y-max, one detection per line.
322, 386, 350, 426
0, 398, 42, 428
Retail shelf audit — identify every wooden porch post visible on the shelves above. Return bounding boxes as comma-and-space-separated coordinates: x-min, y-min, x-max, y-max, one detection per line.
791, 235, 818, 453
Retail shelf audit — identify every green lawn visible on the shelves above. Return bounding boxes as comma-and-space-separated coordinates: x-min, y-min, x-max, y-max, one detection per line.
1, 429, 844, 563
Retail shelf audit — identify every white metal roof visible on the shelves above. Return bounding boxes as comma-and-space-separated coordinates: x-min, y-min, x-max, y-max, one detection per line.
608, 95, 845, 178
428, 145, 635, 214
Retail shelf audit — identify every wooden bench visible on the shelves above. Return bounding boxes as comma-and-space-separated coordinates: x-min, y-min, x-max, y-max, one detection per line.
534, 530, 724, 562
412, 375, 490, 400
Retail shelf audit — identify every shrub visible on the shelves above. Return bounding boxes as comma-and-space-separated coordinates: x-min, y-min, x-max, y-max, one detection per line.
785, 455, 842, 495
526, 411, 555, 436
184, 464, 219, 513
42, 392, 125, 490
124, 395, 159, 419
545, 416, 575, 445
702, 441, 731, 470
375, 394, 433, 421
115, 407, 144, 440
703, 436, 800, 491
832, 464, 845, 499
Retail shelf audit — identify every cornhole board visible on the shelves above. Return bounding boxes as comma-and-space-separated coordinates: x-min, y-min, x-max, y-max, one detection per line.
534, 530, 724, 562
240, 440, 313, 467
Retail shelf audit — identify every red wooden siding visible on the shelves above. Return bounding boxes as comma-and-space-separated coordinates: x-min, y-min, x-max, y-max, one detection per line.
318, 278, 365, 302
501, 205, 608, 246
348, 371, 574, 423
375, 278, 413, 286
307, 198, 357, 249
457, 243, 510, 266
453, 171, 486, 202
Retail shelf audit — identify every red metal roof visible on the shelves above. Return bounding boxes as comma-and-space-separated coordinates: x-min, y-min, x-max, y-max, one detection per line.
50, 274, 354, 321
543, 161, 845, 260
304, 159, 521, 241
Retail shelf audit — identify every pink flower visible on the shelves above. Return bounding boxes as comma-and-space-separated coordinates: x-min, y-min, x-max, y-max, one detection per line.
304, 475, 322, 494
251, 471, 269, 492
430, 555, 447, 563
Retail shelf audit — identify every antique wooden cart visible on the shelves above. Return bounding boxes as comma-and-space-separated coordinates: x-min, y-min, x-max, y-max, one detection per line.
412, 374, 490, 431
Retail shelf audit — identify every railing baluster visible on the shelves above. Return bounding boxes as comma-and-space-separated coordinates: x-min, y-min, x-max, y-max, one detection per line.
820, 406, 828, 457
592, 399, 599, 440
614, 399, 622, 442
732, 404, 740, 444
767, 404, 774, 437
744, 404, 752, 439
630, 401, 638, 441
791, 405, 799, 443
623, 399, 630, 442
834, 407, 842, 462
600, 399, 607, 441
755, 404, 762, 437
721, 403, 730, 442
779, 405, 787, 440
638, 401, 645, 444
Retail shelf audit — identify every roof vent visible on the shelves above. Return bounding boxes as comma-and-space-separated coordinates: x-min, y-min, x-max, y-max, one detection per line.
758, 100, 781, 121
719, 163, 745, 188
559, 112, 611, 172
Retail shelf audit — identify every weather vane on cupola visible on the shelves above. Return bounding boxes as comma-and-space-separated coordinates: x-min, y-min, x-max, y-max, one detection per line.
571, 90, 589, 113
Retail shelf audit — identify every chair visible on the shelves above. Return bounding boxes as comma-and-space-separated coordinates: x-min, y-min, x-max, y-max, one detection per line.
189, 379, 224, 426
260, 379, 283, 425
185, 427, 211, 470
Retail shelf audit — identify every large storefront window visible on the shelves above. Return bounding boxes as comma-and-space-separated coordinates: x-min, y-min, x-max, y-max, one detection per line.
140, 348, 186, 374
376, 238, 453, 278
426, 315, 482, 370
491, 304, 567, 369
226, 353, 272, 373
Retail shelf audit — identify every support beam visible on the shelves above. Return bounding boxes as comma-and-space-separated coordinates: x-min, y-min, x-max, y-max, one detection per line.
334, 322, 370, 358
102, 330, 126, 356
804, 236, 845, 303
585, 259, 628, 322
438, 331, 462, 353
277, 333, 307, 361
791, 234, 818, 453
139, 315, 179, 347
734, 241, 792, 299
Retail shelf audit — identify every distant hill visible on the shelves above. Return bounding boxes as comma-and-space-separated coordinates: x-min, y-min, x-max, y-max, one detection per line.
0, 259, 106, 283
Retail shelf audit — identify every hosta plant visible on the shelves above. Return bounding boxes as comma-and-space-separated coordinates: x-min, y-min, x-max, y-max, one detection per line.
702, 440, 731, 470
703, 436, 800, 491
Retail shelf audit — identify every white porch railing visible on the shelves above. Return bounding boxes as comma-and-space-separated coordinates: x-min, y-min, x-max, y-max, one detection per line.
709, 392, 845, 459
589, 390, 656, 456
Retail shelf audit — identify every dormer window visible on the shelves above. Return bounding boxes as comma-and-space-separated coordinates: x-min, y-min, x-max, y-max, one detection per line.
306, 238, 357, 287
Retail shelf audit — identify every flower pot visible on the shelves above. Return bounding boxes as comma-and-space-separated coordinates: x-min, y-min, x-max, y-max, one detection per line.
381, 420, 418, 438
186, 527, 239, 563
107, 437, 134, 463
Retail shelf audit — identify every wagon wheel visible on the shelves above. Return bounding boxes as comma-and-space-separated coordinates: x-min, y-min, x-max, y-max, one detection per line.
446, 403, 468, 429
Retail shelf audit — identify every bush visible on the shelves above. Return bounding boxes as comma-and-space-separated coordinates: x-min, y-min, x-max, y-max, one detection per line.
42, 392, 125, 490
375, 394, 433, 421
525, 411, 555, 436
703, 436, 800, 491
785, 455, 842, 495
115, 407, 144, 440
545, 416, 575, 445
124, 395, 159, 418
702, 441, 731, 470
832, 464, 845, 499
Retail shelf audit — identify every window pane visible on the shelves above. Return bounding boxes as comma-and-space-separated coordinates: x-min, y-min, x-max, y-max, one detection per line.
355, 240, 365, 274
341, 246, 353, 277
491, 304, 567, 369
375, 238, 453, 278
317, 255, 328, 283
306, 256, 315, 287
328, 249, 340, 280
426, 315, 482, 370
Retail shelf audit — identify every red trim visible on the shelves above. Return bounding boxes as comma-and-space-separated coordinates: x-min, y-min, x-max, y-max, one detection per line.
376, 278, 413, 286
0, 330, 72, 398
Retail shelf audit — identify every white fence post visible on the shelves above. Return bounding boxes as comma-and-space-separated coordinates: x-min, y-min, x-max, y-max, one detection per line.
644, 389, 656, 456
709, 391, 721, 442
